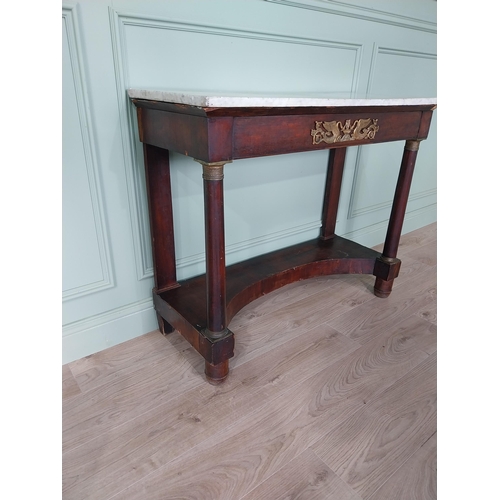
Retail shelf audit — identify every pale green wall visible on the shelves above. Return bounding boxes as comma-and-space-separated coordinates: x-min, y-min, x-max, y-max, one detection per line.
62, 0, 437, 363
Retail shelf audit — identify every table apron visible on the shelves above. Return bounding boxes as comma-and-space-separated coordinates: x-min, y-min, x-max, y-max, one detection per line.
137, 107, 428, 162
232, 111, 423, 158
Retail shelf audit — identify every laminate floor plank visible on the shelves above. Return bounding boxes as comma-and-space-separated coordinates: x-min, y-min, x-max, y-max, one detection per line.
372, 223, 437, 255
328, 266, 436, 344
62, 344, 205, 453
62, 375, 247, 499
240, 449, 363, 500
312, 405, 436, 499
62, 223, 437, 500
367, 352, 437, 417
106, 314, 434, 500
62, 324, 359, 500
230, 275, 347, 330
67, 330, 192, 394
338, 254, 434, 302
230, 278, 374, 368
63, 365, 81, 401
415, 302, 438, 325
312, 354, 436, 499
233, 324, 360, 399
406, 240, 437, 267
387, 314, 436, 356
368, 432, 437, 500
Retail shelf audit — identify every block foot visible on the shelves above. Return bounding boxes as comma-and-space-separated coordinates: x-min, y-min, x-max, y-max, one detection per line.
157, 312, 174, 335
374, 277, 394, 298
205, 360, 229, 385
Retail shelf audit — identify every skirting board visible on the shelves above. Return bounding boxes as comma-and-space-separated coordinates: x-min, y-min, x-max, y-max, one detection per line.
343, 203, 437, 249
62, 298, 157, 364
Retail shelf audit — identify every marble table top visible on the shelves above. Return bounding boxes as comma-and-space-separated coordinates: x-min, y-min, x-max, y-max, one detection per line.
127, 89, 437, 108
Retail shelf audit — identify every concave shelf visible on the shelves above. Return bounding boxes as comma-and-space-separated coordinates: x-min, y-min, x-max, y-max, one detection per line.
155, 235, 380, 332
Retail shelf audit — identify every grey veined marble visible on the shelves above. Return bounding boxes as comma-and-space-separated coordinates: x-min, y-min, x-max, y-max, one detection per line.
127, 89, 437, 108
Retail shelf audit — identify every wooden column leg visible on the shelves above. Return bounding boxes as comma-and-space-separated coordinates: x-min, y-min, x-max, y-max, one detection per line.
200, 160, 232, 384
374, 139, 421, 298
320, 147, 347, 240
143, 144, 178, 333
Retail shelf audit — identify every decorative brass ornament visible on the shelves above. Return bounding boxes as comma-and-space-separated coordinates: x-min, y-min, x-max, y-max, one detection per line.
194, 159, 232, 181
404, 139, 421, 152
311, 118, 379, 145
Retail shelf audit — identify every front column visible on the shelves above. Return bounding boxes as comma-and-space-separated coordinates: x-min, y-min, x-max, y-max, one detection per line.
197, 160, 232, 383
374, 139, 421, 297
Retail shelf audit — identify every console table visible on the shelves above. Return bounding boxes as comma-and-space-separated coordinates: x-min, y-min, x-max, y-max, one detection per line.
128, 90, 436, 384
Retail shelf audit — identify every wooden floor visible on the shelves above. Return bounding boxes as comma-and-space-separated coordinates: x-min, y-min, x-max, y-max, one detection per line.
62, 223, 437, 500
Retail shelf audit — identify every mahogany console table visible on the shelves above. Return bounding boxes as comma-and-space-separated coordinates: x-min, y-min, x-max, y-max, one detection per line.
129, 90, 436, 384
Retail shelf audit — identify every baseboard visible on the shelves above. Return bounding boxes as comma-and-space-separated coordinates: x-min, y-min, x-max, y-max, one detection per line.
62, 298, 157, 364
342, 203, 437, 249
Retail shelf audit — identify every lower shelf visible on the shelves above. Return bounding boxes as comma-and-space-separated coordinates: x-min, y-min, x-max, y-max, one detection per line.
153, 235, 381, 364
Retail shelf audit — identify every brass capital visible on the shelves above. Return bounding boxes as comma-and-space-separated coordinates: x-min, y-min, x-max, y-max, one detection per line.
202, 327, 231, 340
378, 256, 400, 264
405, 139, 421, 152
194, 160, 232, 181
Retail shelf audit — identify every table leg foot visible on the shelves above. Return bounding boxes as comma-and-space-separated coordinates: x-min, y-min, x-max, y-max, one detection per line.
374, 277, 394, 298
205, 359, 229, 385
156, 312, 174, 336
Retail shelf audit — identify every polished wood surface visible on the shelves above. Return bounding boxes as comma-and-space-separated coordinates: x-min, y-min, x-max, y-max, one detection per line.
143, 143, 178, 293
133, 97, 435, 382
134, 100, 435, 163
62, 223, 437, 500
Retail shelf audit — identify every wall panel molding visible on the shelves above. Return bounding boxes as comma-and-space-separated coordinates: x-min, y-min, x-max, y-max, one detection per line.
62, 298, 156, 364
265, 0, 437, 33
346, 43, 437, 221
176, 219, 322, 279
62, 0, 436, 365
343, 202, 436, 251
62, 5, 114, 301
347, 145, 437, 221
377, 46, 438, 60
109, 8, 363, 281
62, 297, 153, 337
367, 44, 437, 94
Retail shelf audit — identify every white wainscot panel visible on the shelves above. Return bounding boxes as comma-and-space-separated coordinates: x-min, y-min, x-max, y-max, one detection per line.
62, 8, 113, 300
121, 16, 361, 93
165, 151, 328, 281
264, 0, 437, 33
368, 46, 437, 98
349, 142, 406, 220
346, 46, 436, 231
112, 11, 362, 280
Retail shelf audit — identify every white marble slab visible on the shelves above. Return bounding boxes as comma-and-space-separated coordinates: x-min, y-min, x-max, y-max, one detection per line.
127, 89, 436, 108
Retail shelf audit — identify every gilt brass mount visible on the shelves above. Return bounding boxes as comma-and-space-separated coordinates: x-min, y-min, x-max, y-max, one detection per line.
311, 118, 379, 145
194, 160, 232, 181
404, 139, 421, 152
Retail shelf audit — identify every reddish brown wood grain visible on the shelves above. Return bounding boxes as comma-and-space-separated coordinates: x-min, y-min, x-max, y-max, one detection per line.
154, 235, 380, 367
232, 111, 422, 159
374, 140, 420, 298
133, 99, 435, 163
132, 98, 436, 382
203, 177, 227, 335
142, 144, 178, 293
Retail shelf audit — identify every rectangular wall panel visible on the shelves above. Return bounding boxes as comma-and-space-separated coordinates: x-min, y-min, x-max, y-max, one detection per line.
62, 7, 113, 301
62, 0, 437, 363
346, 45, 437, 233
114, 12, 362, 280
